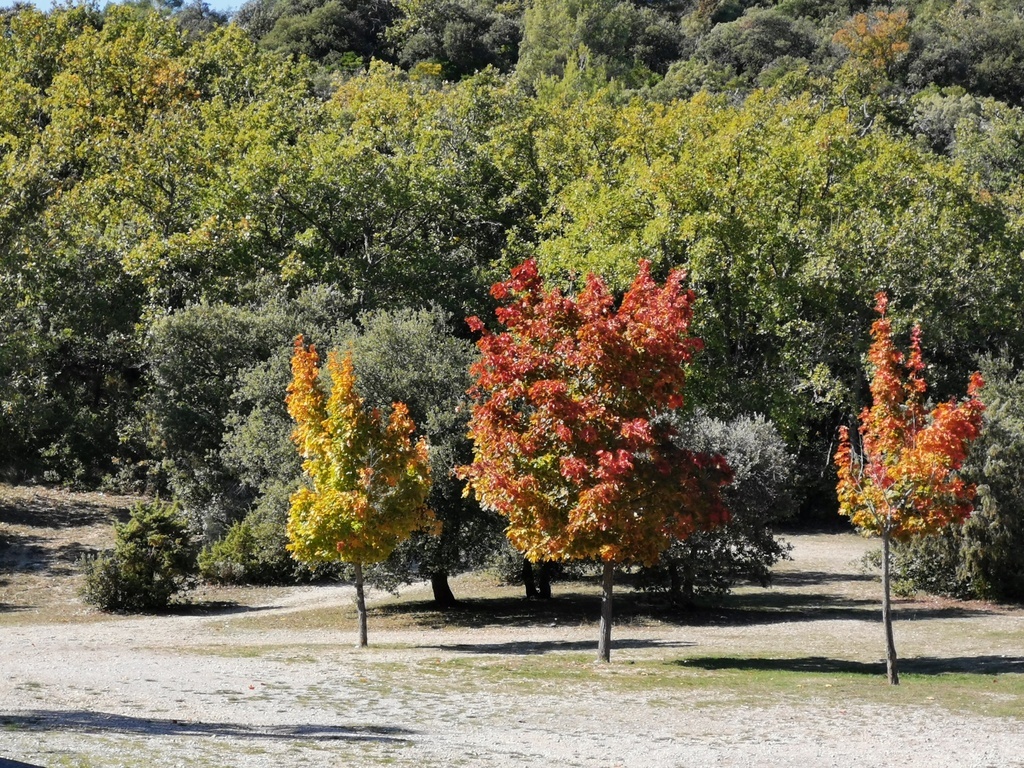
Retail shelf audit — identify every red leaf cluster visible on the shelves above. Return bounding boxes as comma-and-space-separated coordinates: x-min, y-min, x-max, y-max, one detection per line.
835, 293, 985, 539
460, 259, 731, 566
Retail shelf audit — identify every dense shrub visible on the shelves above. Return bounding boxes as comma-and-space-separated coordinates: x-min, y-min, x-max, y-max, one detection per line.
196, 483, 325, 585
635, 413, 796, 604
80, 500, 198, 612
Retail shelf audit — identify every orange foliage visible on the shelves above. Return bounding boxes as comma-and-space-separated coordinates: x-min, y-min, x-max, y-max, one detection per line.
460, 259, 731, 567
833, 9, 911, 74
835, 293, 985, 539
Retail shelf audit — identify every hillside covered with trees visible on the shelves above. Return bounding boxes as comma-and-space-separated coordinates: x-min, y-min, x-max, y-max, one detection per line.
2, 0, 1023, 603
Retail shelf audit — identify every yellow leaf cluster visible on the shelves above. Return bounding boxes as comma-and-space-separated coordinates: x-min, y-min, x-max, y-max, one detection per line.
285, 336, 433, 566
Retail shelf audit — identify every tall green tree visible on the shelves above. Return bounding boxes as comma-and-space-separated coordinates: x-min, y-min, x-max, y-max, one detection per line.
526, 83, 1022, 514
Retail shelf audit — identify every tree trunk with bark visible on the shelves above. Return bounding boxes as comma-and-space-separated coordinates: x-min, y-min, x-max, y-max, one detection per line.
430, 571, 457, 609
354, 561, 368, 648
522, 557, 538, 598
881, 531, 899, 685
597, 561, 614, 663
537, 562, 552, 600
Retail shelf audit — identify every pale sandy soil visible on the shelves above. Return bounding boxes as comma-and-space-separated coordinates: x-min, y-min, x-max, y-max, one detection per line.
1, 486, 1022, 767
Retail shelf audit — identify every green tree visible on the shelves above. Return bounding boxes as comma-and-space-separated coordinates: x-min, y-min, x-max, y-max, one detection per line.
239, 0, 397, 67
695, 8, 819, 81
388, 0, 523, 79
516, 0, 682, 86
339, 307, 502, 607
144, 302, 286, 534
526, 84, 1022, 513
80, 499, 198, 612
638, 412, 795, 604
893, 354, 1024, 602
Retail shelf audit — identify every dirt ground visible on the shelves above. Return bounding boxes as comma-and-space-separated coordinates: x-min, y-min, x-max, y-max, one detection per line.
1, 485, 1022, 767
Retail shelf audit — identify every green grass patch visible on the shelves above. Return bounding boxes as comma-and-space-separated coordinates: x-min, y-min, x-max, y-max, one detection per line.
351, 649, 1024, 719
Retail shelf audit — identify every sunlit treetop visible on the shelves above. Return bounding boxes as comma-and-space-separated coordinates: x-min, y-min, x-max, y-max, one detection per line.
835, 292, 985, 540
461, 259, 732, 567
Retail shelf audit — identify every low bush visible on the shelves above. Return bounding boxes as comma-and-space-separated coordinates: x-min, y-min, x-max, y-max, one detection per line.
636, 412, 796, 604
198, 483, 340, 585
80, 500, 198, 611
891, 355, 1024, 603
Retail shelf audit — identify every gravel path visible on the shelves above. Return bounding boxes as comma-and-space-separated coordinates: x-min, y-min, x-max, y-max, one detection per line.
3, 548, 1024, 768
1, 492, 1022, 768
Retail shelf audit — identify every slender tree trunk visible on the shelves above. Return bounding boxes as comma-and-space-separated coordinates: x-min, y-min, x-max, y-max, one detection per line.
353, 561, 368, 648
597, 561, 614, 663
881, 531, 899, 685
668, 562, 681, 605
681, 559, 696, 610
430, 571, 457, 609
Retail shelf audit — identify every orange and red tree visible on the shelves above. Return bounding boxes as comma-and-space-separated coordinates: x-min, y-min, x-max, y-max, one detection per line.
460, 259, 732, 661
286, 337, 433, 647
835, 293, 984, 684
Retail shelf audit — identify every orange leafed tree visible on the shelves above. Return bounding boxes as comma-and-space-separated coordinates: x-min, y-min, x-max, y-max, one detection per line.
833, 9, 911, 76
835, 293, 984, 684
286, 337, 433, 647
460, 259, 732, 662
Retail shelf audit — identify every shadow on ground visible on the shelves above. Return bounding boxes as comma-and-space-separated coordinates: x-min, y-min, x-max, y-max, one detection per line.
676, 655, 1024, 676
0, 535, 100, 577
0, 710, 414, 744
714, 589, 993, 625
770, 570, 876, 588
425, 638, 696, 655
0, 494, 128, 528
164, 601, 281, 617
372, 586, 995, 632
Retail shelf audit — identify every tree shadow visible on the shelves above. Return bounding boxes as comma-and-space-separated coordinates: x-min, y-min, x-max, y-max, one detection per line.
0, 496, 127, 528
423, 638, 697, 655
0, 534, 99, 576
676, 654, 1024, 676
708, 589, 995, 626
373, 586, 996, 631
374, 592, 604, 629
162, 601, 281, 617
0, 710, 414, 744
771, 570, 876, 588
0, 757, 45, 768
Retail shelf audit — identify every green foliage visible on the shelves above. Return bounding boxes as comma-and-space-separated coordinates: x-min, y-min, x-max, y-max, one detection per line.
516, 0, 683, 86
636, 413, 795, 603
4, 0, 1024, 557
144, 302, 287, 532
198, 503, 299, 584
389, 0, 523, 79
527, 84, 1023, 462
80, 500, 198, 611
908, 3, 1024, 107
341, 307, 504, 591
250, 0, 397, 67
695, 8, 820, 81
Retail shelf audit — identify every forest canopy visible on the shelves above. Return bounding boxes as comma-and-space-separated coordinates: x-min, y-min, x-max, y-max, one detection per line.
2, 0, 1023, 600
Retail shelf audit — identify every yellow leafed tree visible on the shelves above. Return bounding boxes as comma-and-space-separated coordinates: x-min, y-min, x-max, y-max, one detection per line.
286, 336, 433, 647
